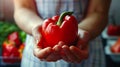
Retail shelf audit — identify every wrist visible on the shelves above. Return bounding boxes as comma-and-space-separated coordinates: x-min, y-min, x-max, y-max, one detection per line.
31, 20, 43, 35
78, 29, 91, 42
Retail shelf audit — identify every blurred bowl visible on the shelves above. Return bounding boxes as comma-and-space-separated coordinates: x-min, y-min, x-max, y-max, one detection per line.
105, 40, 120, 62
102, 27, 118, 39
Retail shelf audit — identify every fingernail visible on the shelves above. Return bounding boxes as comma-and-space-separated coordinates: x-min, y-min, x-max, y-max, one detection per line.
53, 45, 61, 52
58, 41, 65, 46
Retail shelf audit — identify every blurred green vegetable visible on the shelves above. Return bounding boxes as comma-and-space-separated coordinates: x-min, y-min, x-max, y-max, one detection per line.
19, 31, 26, 42
0, 21, 26, 47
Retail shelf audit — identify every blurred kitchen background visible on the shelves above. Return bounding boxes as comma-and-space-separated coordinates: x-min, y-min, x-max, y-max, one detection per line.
0, 0, 120, 67
0, 0, 14, 22
0, 0, 26, 67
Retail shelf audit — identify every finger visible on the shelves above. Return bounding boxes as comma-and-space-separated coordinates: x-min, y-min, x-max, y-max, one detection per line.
57, 41, 65, 46
70, 46, 89, 61
77, 40, 89, 50
33, 46, 53, 60
70, 46, 82, 63
42, 42, 64, 62
61, 50, 69, 62
62, 45, 77, 62
59, 43, 71, 62
53, 44, 62, 53
61, 54, 69, 62
45, 53, 61, 62
45, 45, 62, 61
61, 45, 70, 62
74, 46, 88, 59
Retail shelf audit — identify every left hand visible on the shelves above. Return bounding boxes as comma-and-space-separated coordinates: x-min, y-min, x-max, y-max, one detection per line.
61, 29, 90, 63
32, 24, 63, 62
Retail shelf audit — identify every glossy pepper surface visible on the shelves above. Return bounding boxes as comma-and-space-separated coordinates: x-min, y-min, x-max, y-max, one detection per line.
39, 11, 78, 48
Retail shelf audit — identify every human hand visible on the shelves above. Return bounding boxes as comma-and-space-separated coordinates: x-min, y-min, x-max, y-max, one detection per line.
32, 24, 63, 62
61, 29, 90, 63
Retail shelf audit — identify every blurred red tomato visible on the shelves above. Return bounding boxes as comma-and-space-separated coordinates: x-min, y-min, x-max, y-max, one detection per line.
107, 25, 120, 36
2, 40, 20, 63
8, 32, 22, 47
111, 38, 120, 53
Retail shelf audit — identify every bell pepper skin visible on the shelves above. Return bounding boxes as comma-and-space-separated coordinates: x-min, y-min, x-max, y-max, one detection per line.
40, 11, 78, 48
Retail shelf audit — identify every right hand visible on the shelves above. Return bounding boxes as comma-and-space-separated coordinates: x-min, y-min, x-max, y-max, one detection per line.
32, 24, 63, 62
60, 29, 90, 63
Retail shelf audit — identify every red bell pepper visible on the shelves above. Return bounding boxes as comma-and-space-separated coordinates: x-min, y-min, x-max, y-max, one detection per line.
39, 11, 78, 48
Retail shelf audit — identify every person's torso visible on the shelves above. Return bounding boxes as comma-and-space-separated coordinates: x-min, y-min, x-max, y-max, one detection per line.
35, 0, 88, 22
22, 1, 106, 67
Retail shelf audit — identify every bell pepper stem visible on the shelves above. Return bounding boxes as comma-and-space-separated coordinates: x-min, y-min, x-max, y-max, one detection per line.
57, 11, 73, 26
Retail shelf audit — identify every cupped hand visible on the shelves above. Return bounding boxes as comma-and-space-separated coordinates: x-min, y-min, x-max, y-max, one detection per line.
61, 29, 90, 63
32, 24, 64, 62
32, 24, 90, 63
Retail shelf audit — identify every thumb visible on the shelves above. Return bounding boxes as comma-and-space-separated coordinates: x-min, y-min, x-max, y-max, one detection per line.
32, 24, 42, 44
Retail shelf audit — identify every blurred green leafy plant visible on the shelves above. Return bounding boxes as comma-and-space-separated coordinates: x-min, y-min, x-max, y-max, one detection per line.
0, 21, 26, 47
